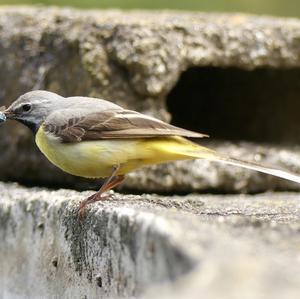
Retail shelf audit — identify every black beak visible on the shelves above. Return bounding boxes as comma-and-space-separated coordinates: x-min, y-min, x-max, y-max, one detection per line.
0, 111, 6, 123
0, 107, 14, 123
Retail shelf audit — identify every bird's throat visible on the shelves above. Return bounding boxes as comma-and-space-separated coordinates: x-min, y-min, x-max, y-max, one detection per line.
17, 119, 39, 134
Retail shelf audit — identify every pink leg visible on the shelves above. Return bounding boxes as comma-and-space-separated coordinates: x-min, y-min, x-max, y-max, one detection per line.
79, 165, 125, 217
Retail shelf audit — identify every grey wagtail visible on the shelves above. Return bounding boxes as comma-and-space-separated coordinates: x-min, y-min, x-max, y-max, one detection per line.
1, 90, 300, 215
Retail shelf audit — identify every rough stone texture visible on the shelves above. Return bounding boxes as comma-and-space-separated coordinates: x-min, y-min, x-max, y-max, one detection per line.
0, 7, 300, 192
1, 182, 300, 299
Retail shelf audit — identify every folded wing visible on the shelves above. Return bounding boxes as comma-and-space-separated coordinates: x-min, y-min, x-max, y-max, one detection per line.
43, 108, 207, 143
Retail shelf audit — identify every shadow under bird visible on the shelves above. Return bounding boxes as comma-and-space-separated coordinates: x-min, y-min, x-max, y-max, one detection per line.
1, 90, 300, 216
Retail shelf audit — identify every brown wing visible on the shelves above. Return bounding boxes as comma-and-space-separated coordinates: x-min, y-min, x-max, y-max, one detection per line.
43, 108, 208, 143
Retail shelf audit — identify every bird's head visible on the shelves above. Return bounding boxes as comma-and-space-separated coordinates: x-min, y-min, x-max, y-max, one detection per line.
0, 90, 64, 132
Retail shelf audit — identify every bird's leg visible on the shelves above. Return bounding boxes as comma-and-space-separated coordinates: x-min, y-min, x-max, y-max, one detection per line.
79, 165, 125, 216
98, 174, 125, 194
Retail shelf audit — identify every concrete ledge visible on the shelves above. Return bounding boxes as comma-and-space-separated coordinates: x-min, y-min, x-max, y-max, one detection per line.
1, 182, 300, 298
0, 183, 196, 298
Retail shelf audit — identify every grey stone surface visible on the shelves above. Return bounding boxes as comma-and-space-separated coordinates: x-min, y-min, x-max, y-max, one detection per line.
0, 7, 300, 192
1, 182, 300, 298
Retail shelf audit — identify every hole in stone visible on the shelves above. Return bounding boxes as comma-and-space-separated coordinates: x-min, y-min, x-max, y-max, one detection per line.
167, 67, 300, 145
52, 257, 58, 268
95, 276, 102, 288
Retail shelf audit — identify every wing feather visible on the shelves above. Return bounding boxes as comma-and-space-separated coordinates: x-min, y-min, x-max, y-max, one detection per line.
43, 108, 207, 143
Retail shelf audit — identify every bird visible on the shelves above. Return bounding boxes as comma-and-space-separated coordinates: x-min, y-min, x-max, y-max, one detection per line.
1, 90, 300, 216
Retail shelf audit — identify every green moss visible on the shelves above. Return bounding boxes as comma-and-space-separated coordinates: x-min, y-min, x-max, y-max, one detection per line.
0, 0, 300, 18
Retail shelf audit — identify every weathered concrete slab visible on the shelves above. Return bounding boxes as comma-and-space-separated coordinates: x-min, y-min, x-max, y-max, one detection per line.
1, 182, 300, 298
0, 7, 300, 192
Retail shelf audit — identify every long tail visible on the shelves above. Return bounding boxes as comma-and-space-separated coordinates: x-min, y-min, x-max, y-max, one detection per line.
149, 136, 300, 185
196, 147, 300, 185
209, 152, 300, 184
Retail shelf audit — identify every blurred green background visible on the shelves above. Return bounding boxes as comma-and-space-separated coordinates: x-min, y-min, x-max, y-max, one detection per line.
0, 0, 300, 18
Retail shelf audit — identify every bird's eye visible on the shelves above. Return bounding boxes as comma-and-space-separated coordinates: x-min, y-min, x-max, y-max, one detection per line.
22, 104, 32, 112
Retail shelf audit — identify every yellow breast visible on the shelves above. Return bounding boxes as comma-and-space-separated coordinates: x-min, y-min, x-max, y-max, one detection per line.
35, 125, 197, 178
35, 126, 144, 178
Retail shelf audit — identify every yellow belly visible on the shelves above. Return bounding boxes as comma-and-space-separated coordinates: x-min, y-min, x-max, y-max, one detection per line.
35, 125, 201, 178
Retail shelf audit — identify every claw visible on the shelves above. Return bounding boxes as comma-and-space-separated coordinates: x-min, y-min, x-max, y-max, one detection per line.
78, 193, 111, 219
77, 165, 125, 219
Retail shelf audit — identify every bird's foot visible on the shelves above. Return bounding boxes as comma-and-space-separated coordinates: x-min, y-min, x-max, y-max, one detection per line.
79, 192, 110, 219
78, 172, 125, 219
